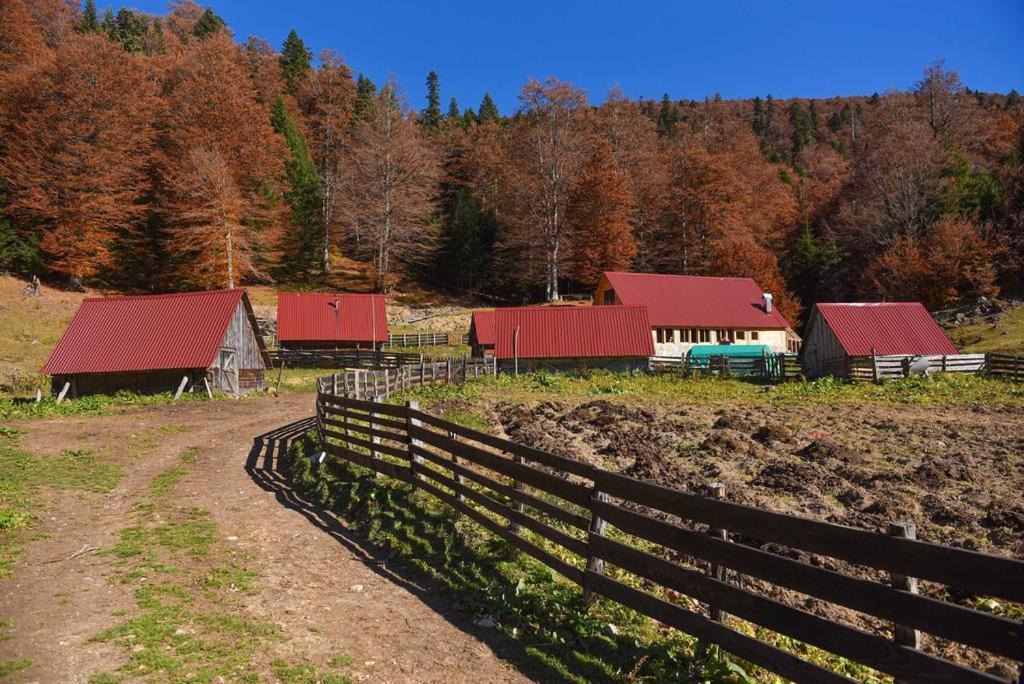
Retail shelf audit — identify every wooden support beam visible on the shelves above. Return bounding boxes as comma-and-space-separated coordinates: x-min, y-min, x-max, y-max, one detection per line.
889, 520, 922, 684
584, 486, 609, 607
406, 400, 422, 489
707, 482, 729, 625
56, 381, 71, 404
173, 374, 190, 403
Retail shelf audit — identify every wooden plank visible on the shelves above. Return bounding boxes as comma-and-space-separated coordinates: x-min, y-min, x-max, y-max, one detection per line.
328, 430, 408, 460
412, 461, 588, 557
323, 442, 411, 482
409, 425, 593, 507
584, 571, 856, 684
326, 419, 406, 445
320, 404, 406, 431
589, 536, 1001, 684
591, 469, 1024, 602
413, 475, 584, 585
324, 394, 408, 418
890, 521, 922, 684
414, 445, 589, 529
411, 410, 601, 481
592, 500, 1023, 659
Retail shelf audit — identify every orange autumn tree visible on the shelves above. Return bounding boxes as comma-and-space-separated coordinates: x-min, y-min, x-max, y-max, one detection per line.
0, 33, 158, 283
711, 232, 802, 323
567, 142, 636, 287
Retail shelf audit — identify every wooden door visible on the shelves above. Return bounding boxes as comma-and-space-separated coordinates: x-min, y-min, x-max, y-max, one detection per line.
219, 349, 237, 395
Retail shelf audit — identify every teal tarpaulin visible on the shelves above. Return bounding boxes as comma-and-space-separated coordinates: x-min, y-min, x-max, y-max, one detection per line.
686, 344, 772, 360
686, 344, 775, 376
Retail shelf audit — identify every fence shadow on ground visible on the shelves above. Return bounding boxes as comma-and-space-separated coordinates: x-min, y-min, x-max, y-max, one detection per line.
244, 417, 710, 683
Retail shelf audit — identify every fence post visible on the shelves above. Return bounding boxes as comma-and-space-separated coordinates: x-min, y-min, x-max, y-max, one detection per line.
871, 347, 880, 382
405, 400, 422, 488
508, 455, 527, 533
584, 486, 609, 607
706, 483, 728, 624
420, 356, 425, 386
449, 430, 464, 518
331, 373, 338, 397
446, 359, 451, 384
888, 521, 921, 677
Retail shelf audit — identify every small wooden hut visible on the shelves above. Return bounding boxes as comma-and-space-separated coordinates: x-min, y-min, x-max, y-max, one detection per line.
469, 310, 495, 358
42, 289, 270, 398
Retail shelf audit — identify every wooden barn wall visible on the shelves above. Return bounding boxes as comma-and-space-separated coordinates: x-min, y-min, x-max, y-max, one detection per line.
802, 311, 848, 378
498, 357, 648, 374
54, 369, 201, 397
214, 302, 267, 372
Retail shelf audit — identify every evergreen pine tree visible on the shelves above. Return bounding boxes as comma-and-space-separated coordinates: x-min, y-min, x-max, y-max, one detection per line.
788, 226, 843, 305
270, 95, 321, 276
1006, 90, 1021, 109
446, 97, 461, 121
869, 92, 880, 105
752, 95, 764, 135
656, 93, 677, 136
100, 8, 115, 34
421, 70, 442, 130
477, 93, 500, 124
440, 188, 496, 291
79, 0, 100, 33
351, 74, 377, 125
192, 7, 226, 38
0, 178, 41, 275
807, 100, 820, 135
279, 29, 312, 94
107, 9, 149, 52
461, 107, 476, 129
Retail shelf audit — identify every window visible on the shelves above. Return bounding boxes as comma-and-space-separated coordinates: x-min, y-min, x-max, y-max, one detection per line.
603, 289, 616, 305
716, 329, 731, 343
680, 329, 690, 343
751, 331, 759, 341
699, 329, 710, 343
736, 330, 746, 341
656, 328, 670, 344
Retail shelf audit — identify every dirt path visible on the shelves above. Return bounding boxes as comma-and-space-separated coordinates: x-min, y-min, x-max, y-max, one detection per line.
0, 394, 526, 683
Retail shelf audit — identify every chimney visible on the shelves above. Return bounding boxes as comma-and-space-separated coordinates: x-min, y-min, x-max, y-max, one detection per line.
763, 293, 773, 313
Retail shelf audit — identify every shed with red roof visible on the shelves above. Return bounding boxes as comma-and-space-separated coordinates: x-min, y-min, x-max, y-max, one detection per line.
802, 302, 960, 378
594, 272, 801, 356
493, 305, 654, 374
277, 293, 388, 350
469, 310, 495, 358
42, 289, 270, 398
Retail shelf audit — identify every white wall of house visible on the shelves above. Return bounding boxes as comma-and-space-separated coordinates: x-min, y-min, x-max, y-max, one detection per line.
651, 328, 791, 357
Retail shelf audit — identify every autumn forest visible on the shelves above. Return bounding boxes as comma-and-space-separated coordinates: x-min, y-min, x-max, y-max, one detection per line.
2, 0, 1023, 324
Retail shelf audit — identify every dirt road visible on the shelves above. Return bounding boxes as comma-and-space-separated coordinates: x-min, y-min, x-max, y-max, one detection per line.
0, 394, 525, 683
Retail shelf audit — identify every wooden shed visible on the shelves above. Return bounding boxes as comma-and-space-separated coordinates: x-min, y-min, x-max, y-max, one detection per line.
42, 289, 270, 398
493, 305, 654, 374
469, 310, 495, 358
277, 293, 388, 351
802, 302, 964, 378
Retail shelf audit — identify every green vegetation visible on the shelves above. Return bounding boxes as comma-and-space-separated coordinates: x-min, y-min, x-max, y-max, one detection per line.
0, 390, 216, 421
0, 433, 122, 577
0, 658, 32, 678
389, 369, 1024, 408
285, 430, 747, 683
948, 307, 1024, 356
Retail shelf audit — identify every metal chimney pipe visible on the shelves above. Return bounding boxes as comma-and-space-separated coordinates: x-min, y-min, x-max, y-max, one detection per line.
763, 293, 773, 313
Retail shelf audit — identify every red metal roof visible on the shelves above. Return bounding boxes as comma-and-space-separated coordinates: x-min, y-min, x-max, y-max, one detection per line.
813, 303, 959, 356
470, 310, 495, 346
276, 293, 388, 343
493, 305, 654, 360
601, 272, 791, 329
42, 289, 249, 375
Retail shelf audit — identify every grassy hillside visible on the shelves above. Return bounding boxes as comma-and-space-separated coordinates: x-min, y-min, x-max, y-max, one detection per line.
947, 306, 1024, 357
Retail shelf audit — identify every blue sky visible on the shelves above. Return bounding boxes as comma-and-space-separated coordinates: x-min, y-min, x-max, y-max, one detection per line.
126, 0, 1022, 114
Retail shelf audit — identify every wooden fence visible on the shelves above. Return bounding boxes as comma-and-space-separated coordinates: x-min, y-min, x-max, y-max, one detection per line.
845, 353, 987, 381
987, 353, 1024, 381
273, 349, 428, 369
313, 384, 1024, 684
382, 331, 471, 348
312, 357, 497, 400
651, 353, 802, 382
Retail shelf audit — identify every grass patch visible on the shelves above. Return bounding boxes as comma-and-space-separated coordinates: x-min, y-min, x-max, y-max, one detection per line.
285, 430, 749, 683
948, 307, 1024, 356
388, 370, 1024, 408
0, 445, 122, 577
0, 658, 32, 678
0, 391, 216, 421
271, 658, 352, 684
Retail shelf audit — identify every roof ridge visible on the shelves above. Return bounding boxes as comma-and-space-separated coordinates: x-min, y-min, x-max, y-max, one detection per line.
82, 289, 242, 303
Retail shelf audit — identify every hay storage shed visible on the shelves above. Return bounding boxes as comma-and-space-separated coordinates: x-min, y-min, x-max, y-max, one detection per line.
42, 289, 271, 397
276, 293, 388, 350
802, 302, 960, 378
493, 305, 654, 374
469, 310, 495, 358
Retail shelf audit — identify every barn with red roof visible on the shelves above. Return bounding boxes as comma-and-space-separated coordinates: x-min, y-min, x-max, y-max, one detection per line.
802, 302, 960, 377
469, 310, 495, 358
493, 305, 654, 373
594, 271, 802, 356
42, 289, 270, 398
276, 293, 388, 350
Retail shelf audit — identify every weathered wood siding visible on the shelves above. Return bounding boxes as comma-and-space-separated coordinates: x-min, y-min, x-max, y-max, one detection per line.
802, 309, 848, 378
210, 301, 267, 392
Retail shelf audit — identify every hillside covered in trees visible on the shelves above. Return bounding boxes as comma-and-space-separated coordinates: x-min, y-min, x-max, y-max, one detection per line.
1, 0, 1022, 324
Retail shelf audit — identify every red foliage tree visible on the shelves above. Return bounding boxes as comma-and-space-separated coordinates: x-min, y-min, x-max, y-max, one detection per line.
710, 233, 802, 323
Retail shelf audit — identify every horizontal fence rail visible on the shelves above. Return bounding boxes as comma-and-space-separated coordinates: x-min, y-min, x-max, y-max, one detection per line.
381, 331, 472, 348
312, 383, 1024, 684
986, 353, 1024, 381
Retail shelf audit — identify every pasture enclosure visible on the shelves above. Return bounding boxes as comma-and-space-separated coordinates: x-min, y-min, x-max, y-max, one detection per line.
312, 377, 1024, 684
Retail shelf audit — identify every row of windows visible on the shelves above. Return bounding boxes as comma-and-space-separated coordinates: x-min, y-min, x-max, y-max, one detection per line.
654, 328, 761, 344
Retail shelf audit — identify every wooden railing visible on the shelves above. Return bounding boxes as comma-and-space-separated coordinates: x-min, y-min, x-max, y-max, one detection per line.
272, 348, 428, 369
986, 353, 1024, 381
651, 353, 802, 382
846, 353, 987, 381
313, 357, 497, 400
382, 331, 471, 348
313, 385, 1024, 684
